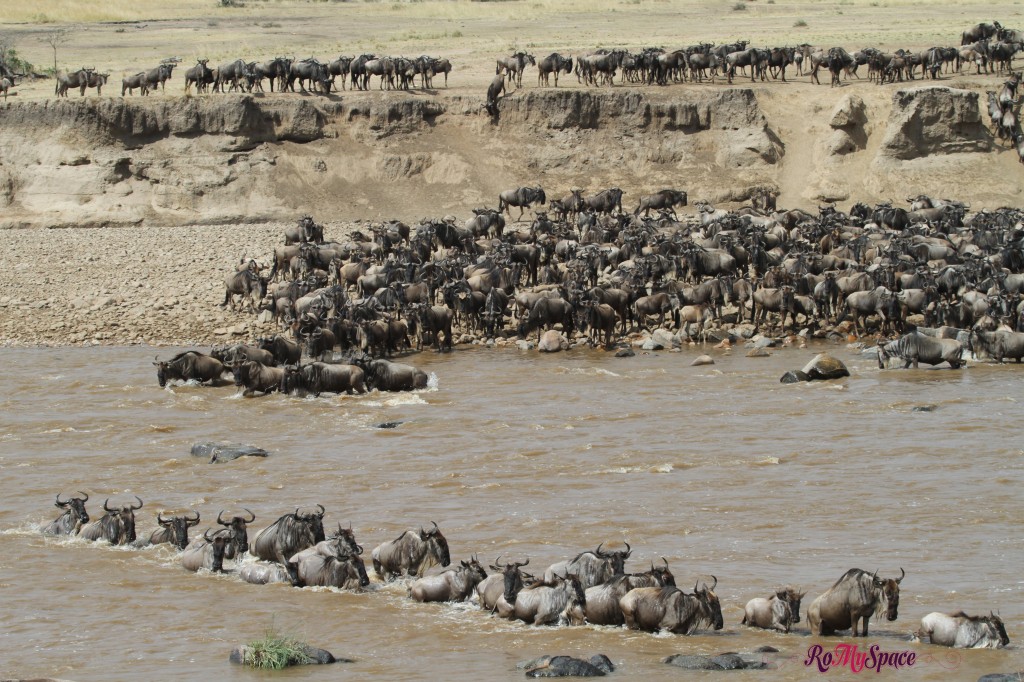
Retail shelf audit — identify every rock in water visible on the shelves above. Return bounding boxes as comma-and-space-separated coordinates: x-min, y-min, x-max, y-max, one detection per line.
191, 442, 269, 464
538, 330, 564, 352
801, 353, 850, 380
690, 354, 715, 366
521, 654, 609, 677
614, 346, 635, 358
779, 370, 810, 384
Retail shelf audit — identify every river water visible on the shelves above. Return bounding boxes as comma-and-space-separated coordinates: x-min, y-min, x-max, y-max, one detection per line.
0, 344, 1020, 680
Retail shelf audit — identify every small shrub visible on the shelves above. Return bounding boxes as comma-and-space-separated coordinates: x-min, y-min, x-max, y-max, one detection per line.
794, 19, 808, 27
731, 1, 746, 9
244, 628, 311, 670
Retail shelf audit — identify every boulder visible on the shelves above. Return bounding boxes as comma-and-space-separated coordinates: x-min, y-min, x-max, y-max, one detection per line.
651, 328, 678, 349
690, 354, 715, 366
614, 346, 635, 358
664, 652, 770, 671
779, 370, 810, 384
516, 340, 536, 351
746, 348, 771, 358
520, 654, 614, 677
190, 442, 269, 464
538, 330, 566, 352
830, 94, 867, 128
640, 335, 664, 351
801, 353, 850, 380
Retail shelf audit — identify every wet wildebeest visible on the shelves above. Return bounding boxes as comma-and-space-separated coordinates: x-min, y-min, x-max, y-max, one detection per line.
78, 496, 143, 545
807, 568, 904, 636
360, 358, 429, 391
619, 577, 724, 634
513, 572, 587, 626
140, 510, 201, 550
371, 521, 451, 580
410, 556, 488, 602
585, 559, 676, 626
289, 548, 370, 590
212, 509, 255, 560
280, 362, 366, 396
181, 529, 228, 573
252, 505, 327, 583
476, 557, 531, 617
40, 491, 90, 536
915, 611, 1009, 648
877, 331, 963, 369
544, 542, 632, 590
155, 351, 227, 387
741, 587, 806, 633
231, 360, 285, 396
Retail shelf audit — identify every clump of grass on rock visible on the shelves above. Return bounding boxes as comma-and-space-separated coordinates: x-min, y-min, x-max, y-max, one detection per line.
241, 628, 312, 670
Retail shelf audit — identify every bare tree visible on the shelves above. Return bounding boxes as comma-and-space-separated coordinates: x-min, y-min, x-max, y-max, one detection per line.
41, 27, 70, 76
0, 33, 17, 78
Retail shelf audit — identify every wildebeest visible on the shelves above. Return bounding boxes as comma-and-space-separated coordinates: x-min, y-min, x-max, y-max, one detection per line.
184, 59, 214, 93
40, 491, 90, 536
209, 343, 275, 367
498, 187, 546, 220
635, 189, 687, 218
620, 578, 724, 634
962, 21, 1002, 45
584, 559, 675, 626
585, 188, 624, 215
477, 557, 531, 616
497, 52, 536, 87
121, 72, 149, 96
289, 549, 370, 590
280, 362, 366, 396
915, 611, 1009, 648
55, 68, 92, 97
878, 330, 963, 369
371, 521, 451, 580
0, 75, 13, 100
181, 529, 228, 573
257, 335, 302, 366
78, 496, 143, 545
142, 510, 201, 550
971, 329, 1024, 363
154, 351, 227, 387
238, 561, 293, 585
414, 304, 454, 352
214, 509, 255, 559
485, 73, 506, 117
537, 53, 573, 87
741, 587, 805, 633
519, 296, 575, 342
361, 358, 429, 391
231, 360, 284, 396
633, 292, 678, 330
807, 568, 904, 636
544, 542, 631, 590
252, 505, 327, 582
222, 265, 267, 313
410, 556, 488, 602
513, 572, 587, 626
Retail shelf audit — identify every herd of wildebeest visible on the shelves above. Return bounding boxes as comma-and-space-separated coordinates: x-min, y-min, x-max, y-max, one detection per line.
38, 492, 1010, 652
165, 183, 1024, 397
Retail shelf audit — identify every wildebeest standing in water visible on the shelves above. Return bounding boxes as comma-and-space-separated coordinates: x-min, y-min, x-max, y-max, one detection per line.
140, 510, 201, 549
409, 556, 488, 602
252, 506, 326, 583
78, 496, 143, 545
181, 529, 229, 573
741, 587, 805, 633
915, 611, 1009, 648
40, 491, 89, 536
371, 521, 451, 580
619, 577, 724, 634
807, 568, 904, 636
154, 351, 228, 387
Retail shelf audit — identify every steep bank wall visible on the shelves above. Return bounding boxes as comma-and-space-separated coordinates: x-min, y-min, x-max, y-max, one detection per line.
0, 85, 1018, 228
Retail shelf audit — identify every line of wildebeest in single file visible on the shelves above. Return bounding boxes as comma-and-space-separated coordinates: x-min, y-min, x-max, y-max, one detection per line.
37, 493, 1010, 649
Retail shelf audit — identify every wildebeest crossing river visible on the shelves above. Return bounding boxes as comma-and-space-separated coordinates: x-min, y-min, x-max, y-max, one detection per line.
0, 344, 1021, 680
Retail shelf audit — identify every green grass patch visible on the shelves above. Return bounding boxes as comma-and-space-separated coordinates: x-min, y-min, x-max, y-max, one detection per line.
243, 626, 312, 670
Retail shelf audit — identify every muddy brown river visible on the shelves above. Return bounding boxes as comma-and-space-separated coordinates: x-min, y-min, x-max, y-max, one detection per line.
0, 344, 1020, 680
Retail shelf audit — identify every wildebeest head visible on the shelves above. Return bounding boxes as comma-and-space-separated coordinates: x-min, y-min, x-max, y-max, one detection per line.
102, 496, 143, 544
202, 528, 228, 573
695, 576, 724, 630
595, 541, 632, 575
158, 510, 200, 550
564, 572, 587, 625
420, 521, 451, 567
55, 491, 90, 527
330, 523, 364, 556
872, 568, 904, 621
650, 557, 675, 587
493, 556, 530, 605
461, 555, 488, 585
988, 612, 1010, 647
217, 508, 255, 556
154, 357, 169, 387
298, 504, 327, 543
781, 586, 806, 623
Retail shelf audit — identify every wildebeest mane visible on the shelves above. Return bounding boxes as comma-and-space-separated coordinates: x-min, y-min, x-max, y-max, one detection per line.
830, 567, 869, 589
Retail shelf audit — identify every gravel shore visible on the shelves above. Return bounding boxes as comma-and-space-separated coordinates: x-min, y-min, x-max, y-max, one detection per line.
0, 223, 309, 346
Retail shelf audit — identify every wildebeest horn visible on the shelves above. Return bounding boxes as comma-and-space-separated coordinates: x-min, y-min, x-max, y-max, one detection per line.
519, 558, 529, 568
662, 557, 669, 569
55, 493, 69, 506
595, 542, 605, 556
203, 528, 217, 543
103, 498, 114, 512
217, 510, 230, 525
623, 540, 631, 555
187, 510, 201, 525
709, 575, 717, 590
431, 520, 439, 533
316, 504, 325, 517
78, 491, 89, 502
242, 508, 255, 523
494, 555, 505, 568
129, 496, 143, 510
158, 512, 169, 524
896, 567, 905, 584
694, 580, 699, 592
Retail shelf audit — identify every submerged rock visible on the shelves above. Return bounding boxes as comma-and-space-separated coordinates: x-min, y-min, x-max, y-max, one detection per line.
520, 654, 614, 677
190, 442, 268, 464
691, 354, 715, 366
664, 652, 770, 671
229, 644, 351, 667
